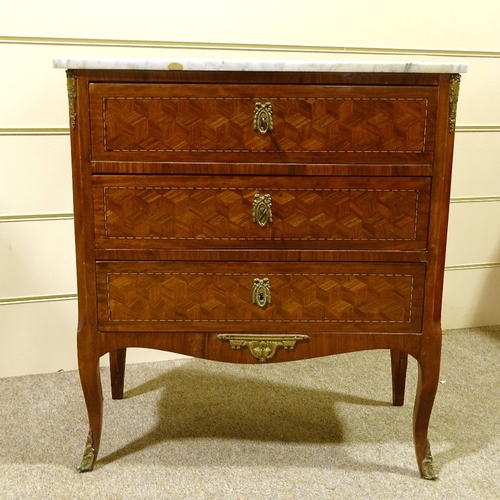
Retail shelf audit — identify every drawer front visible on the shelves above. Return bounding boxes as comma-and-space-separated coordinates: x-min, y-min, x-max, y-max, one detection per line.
89, 84, 437, 163
96, 261, 425, 333
93, 175, 430, 251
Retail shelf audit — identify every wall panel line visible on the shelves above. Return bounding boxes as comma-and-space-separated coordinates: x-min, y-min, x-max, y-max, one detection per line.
0, 128, 69, 136
2, 35, 500, 59
0, 214, 73, 223
0, 293, 77, 306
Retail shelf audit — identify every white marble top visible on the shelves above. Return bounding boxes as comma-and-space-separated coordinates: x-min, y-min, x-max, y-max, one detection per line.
53, 57, 468, 74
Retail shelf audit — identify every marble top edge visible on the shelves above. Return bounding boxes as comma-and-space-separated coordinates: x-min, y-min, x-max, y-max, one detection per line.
53, 57, 468, 73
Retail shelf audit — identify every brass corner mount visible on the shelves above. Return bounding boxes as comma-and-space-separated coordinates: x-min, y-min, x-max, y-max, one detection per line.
77, 430, 95, 473
66, 70, 77, 129
449, 74, 461, 133
421, 439, 438, 480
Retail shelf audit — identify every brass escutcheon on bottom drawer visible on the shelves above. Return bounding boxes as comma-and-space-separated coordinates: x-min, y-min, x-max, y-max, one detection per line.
217, 334, 309, 362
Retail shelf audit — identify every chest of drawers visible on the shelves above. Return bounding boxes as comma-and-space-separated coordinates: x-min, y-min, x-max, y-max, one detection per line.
57, 58, 466, 478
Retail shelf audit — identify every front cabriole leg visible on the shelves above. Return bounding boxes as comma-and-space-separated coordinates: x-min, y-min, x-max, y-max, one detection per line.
413, 348, 441, 480
77, 340, 103, 472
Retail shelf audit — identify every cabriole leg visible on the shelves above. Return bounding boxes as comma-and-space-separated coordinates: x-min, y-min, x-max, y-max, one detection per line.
77, 349, 103, 472
413, 354, 440, 480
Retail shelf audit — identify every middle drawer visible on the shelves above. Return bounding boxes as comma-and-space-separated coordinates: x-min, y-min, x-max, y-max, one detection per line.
93, 175, 430, 251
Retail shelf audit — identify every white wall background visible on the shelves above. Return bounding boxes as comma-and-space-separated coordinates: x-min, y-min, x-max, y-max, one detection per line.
1, 1, 499, 377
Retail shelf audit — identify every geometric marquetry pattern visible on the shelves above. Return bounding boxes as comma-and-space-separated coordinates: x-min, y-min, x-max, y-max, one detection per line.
104, 271, 415, 324
101, 186, 420, 241
102, 97, 428, 153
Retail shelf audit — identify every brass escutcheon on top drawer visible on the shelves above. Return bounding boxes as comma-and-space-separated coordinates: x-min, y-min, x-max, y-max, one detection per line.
253, 102, 274, 134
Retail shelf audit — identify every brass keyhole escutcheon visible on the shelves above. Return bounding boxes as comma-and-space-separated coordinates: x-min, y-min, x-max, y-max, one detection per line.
252, 193, 273, 228
252, 278, 271, 308
254, 102, 274, 135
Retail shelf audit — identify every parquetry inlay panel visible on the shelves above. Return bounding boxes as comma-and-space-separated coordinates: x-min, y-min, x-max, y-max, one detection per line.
99, 186, 422, 242
101, 270, 418, 325
100, 96, 429, 153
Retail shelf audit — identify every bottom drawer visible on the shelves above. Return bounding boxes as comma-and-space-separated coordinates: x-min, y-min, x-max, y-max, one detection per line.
97, 261, 425, 333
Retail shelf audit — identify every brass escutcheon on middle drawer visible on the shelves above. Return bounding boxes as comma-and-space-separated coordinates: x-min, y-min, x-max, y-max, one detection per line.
252, 193, 273, 228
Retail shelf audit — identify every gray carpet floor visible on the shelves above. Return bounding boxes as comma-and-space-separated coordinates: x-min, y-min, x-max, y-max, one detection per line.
1, 326, 499, 499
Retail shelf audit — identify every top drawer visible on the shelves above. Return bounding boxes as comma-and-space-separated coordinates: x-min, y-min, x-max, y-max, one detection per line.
89, 84, 437, 164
